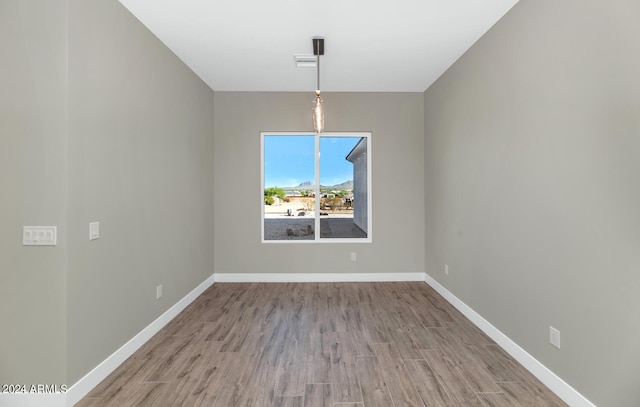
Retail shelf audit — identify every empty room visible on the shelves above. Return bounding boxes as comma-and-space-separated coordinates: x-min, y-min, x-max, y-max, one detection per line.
1, 0, 638, 406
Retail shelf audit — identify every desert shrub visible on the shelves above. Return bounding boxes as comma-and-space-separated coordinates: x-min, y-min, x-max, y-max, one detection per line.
321, 197, 343, 210
302, 198, 315, 211
264, 186, 286, 205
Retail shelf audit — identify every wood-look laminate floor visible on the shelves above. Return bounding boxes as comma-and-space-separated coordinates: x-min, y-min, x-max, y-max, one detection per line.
77, 282, 568, 407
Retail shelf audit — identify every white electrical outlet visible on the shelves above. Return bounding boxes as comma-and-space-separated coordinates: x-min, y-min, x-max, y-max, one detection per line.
549, 326, 561, 349
351, 252, 357, 261
156, 285, 163, 300
445, 264, 449, 275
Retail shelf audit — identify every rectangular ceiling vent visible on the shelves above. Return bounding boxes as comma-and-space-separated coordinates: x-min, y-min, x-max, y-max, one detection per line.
294, 54, 317, 68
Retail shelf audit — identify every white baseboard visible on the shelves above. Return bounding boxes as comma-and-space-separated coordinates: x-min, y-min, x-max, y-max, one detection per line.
423, 273, 596, 407
64, 273, 216, 407
213, 272, 427, 283
6, 271, 593, 407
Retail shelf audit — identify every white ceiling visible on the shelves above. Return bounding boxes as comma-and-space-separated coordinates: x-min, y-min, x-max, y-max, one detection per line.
118, 0, 519, 92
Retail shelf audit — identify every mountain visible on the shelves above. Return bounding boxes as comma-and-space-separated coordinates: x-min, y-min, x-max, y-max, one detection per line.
296, 181, 314, 188
287, 180, 353, 190
328, 180, 353, 190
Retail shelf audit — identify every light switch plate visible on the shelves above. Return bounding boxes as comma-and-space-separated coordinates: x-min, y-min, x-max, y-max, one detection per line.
23, 226, 57, 246
89, 222, 100, 240
549, 326, 561, 349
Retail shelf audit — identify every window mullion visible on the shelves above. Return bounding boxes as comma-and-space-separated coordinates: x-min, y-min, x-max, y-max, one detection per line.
314, 133, 321, 240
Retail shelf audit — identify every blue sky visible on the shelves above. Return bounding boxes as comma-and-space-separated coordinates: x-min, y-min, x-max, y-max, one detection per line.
263, 135, 360, 188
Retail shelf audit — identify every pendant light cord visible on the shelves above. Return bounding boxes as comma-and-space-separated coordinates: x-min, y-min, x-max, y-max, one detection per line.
316, 53, 321, 92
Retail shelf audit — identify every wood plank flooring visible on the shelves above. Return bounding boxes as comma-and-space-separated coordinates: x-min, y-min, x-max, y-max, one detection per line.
77, 282, 568, 407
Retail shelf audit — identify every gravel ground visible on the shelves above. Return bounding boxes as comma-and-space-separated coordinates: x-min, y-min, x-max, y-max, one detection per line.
263, 217, 366, 240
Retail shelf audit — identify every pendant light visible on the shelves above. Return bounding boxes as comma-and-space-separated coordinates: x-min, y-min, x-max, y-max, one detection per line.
312, 38, 325, 133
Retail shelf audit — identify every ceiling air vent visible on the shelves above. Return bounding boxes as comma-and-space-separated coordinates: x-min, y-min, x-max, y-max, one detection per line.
294, 54, 317, 68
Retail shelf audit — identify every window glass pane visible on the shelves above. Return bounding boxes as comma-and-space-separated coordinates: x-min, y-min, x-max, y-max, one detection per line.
263, 135, 315, 240
319, 136, 368, 239
262, 132, 370, 242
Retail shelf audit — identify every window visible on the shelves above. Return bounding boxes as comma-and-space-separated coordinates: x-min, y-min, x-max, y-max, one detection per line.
261, 132, 371, 243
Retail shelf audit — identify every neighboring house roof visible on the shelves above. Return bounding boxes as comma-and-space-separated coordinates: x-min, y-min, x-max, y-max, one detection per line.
346, 137, 367, 162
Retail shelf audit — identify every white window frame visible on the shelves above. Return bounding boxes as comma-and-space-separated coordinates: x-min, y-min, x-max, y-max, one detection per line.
261, 131, 372, 243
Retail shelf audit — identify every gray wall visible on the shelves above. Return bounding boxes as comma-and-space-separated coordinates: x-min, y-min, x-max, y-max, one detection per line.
214, 92, 424, 275
0, 0, 214, 387
0, 0, 68, 385
5, 0, 636, 404
66, 0, 215, 384
424, 1, 640, 406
